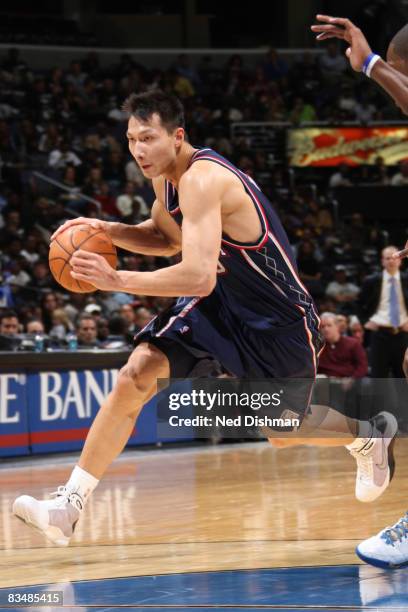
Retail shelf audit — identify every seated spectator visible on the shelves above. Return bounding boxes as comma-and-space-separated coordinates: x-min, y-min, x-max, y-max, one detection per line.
134, 306, 154, 332
97, 317, 110, 343
329, 163, 353, 188
325, 265, 360, 304
391, 160, 408, 186
318, 312, 368, 378
116, 182, 149, 223
319, 41, 347, 80
296, 239, 323, 297
31, 261, 56, 291
370, 156, 389, 185
49, 308, 73, 340
20, 235, 40, 265
354, 98, 376, 123
48, 139, 81, 170
289, 97, 317, 124
41, 291, 58, 332
76, 315, 100, 348
120, 303, 138, 336
0, 310, 20, 336
6, 257, 31, 288
26, 318, 45, 334
83, 302, 103, 319
336, 314, 349, 335
349, 315, 365, 345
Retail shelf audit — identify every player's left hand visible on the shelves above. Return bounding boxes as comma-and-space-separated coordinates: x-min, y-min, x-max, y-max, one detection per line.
71, 250, 120, 291
311, 15, 372, 72
392, 241, 408, 260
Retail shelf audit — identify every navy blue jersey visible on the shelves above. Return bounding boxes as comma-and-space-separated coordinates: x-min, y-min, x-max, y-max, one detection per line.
135, 146, 323, 389
165, 147, 320, 331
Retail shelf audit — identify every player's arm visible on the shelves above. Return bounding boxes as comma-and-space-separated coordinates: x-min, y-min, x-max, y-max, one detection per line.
71, 164, 223, 296
108, 200, 181, 256
311, 15, 408, 115
51, 178, 181, 257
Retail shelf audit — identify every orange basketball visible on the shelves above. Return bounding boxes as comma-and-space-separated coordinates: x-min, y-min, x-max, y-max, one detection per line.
49, 224, 117, 293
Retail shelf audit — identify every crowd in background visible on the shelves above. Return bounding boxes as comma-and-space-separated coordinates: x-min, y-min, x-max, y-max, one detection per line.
0, 45, 407, 381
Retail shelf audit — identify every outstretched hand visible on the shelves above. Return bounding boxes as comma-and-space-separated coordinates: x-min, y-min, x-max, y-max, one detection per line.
311, 14, 372, 72
392, 242, 408, 260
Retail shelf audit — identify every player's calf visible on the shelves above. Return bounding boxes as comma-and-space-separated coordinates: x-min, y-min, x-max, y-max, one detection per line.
13, 343, 169, 546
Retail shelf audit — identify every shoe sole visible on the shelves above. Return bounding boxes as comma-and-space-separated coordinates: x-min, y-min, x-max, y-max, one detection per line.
13, 501, 69, 546
356, 545, 408, 569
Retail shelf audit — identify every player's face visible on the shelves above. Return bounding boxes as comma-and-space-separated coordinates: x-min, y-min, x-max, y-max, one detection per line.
386, 44, 408, 77
127, 114, 184, 178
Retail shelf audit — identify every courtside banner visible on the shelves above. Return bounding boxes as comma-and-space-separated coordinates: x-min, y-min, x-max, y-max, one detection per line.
26, 369, 158, 453
0, 373, 29, 457
288, 126, 408, 166
0, 369, 158, 456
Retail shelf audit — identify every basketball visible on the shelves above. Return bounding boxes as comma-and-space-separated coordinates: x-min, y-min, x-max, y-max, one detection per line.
49, 224, 117, 293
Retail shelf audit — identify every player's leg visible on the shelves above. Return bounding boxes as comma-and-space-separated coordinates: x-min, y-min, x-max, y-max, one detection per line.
262, 324, 397, 502
12, 342, 169, 545
78, 342, 168, 479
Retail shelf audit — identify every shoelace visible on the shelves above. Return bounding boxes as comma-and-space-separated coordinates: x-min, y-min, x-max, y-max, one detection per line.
50, 485, 83, 510
349, 448, 373, 482
381, 512, 408, 545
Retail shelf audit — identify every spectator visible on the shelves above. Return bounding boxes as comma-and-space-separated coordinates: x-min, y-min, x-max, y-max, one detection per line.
26, 318, 45, 334
349, 316, 365, 345
76, 315, 100, 348
318, 312, 368, 378
325, 265, 360, 305
296, 239, 323, 297
319, 41, 348, 80
50, 308, 73, 340
41, 291, 58, 332
48, 139, 81, 170
134, 306, 154, 332
83, 303, 103, 319
0, 310, 20, 336
336, 314, 349, 335
97, 317, 110, 343
329, 163, 353, 188
120, 303, 138, 335
390, 160, 408, 186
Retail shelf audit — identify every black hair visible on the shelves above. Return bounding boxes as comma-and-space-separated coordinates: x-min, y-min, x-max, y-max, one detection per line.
391, 24, 408, 60
122, 89, 185, 133
0, 310, 19, 323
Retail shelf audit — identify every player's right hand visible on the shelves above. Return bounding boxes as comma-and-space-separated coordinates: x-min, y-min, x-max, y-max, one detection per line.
50, 217, 110, 242
311, 15, 372, 73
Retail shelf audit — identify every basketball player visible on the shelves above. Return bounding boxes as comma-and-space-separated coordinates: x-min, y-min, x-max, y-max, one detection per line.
12, 90, 397, 546
312, 14, 408, 569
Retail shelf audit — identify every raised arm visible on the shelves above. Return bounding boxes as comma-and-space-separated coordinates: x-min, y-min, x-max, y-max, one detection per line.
70, 163, 223, 297
311, 15, 408, 115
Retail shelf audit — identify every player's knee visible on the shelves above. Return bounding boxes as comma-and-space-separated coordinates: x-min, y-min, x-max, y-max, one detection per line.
117, 343, 169, 399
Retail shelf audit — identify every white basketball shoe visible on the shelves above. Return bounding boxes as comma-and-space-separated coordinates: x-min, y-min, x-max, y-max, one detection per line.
13, 486, 82, 546
347, 411, 398, 502
356, 512, 408, 569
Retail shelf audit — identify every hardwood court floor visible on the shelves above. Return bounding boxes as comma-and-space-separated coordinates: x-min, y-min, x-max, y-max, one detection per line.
1, 440, 407, 588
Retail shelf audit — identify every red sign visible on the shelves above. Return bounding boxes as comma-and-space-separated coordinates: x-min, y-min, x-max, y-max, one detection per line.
288, 127, 408, 166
